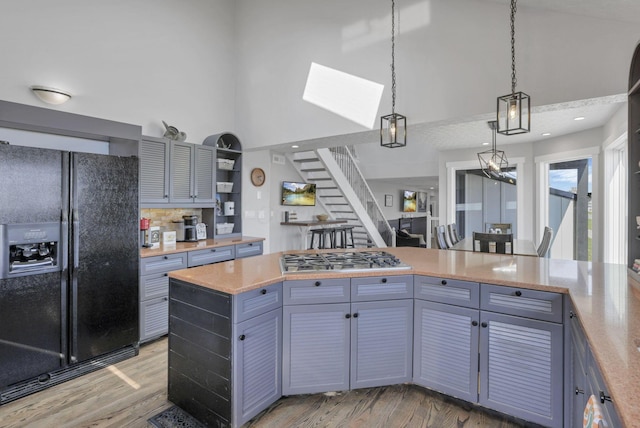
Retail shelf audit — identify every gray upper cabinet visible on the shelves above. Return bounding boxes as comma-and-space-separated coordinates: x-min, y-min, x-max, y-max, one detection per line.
139, 138, 170, 204
139, 136, 215, 207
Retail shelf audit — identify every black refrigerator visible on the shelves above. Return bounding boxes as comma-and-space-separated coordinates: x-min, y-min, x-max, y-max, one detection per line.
0, 143, 139, 404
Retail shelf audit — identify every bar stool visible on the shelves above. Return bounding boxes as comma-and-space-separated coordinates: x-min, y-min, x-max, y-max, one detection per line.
309, 228, 336, 249
335, 225, 355, 248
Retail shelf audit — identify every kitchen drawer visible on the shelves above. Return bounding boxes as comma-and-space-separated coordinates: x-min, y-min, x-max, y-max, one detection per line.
235, 241, 263, 259
140, 272, 170, 300
140, 252, 188, 276
283, 278, 350, 305
480, 283, 563, 323
232, 282, 282, 323
188, 245, 235, 267
414, 275, 479, 308
140, 296, 169, 342
350, 275, 413, 302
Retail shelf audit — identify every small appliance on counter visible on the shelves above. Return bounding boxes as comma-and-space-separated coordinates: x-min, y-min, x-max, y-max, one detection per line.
182, 215, 198, 242
140, 218, 150, 247
172, 220, 185, 242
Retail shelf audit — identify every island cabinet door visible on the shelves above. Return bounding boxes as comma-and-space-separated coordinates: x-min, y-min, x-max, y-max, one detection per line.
232, 308, 282, 427
350, 299, 413, 389
282, 303, 351, 395
413, 300, 479, 403
478, 311, 563, 428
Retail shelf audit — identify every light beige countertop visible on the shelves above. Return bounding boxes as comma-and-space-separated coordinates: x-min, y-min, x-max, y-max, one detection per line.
140, 236, 264, 258
168, 247, 640, 427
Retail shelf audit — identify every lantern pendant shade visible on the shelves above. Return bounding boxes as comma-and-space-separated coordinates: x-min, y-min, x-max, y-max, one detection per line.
497, 91, 530, 135
380, 112, 406, 148
478, 148, 509, 178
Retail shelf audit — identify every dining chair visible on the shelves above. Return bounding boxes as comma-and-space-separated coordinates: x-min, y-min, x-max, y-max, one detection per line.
447, 223, 460, 245
472, 232, 514, 254
435, 225, 449, 249
485, 222, 512, 234
537, 226, 553, 257
443, 224, 455, 248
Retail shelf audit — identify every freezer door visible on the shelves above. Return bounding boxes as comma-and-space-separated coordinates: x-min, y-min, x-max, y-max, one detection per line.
70, 153, 139, 363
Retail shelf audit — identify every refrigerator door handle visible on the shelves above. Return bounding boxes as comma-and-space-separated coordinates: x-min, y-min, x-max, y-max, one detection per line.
72, 209, 79, 269
61, 215, 69, 272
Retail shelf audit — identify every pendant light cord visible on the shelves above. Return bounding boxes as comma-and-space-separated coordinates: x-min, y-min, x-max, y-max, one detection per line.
391, 0, 396, 114
510, 0, 517, 95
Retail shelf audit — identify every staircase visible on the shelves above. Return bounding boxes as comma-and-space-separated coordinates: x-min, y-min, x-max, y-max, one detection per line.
287, 147, 393, 248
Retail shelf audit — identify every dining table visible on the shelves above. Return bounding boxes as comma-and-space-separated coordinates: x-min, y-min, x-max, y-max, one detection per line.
449, 236, 539, 256
280, 219, 347, 249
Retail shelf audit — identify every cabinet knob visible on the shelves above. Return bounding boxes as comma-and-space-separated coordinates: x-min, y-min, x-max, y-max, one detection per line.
163, 273, 168, 277
481, 322, 488, 328
163, 297, 168, 301
164, 194, 168, 199
163, 256, 169, 260
599, 391, 612, 403
345, 314, 351, 319
441, 280, 447, 285
249, 243, 253, 246
315, 281, 321, 287
239, 334, 246, 341
211, 249, 216, 252
569, 311, 576, 319
472, 320, 478, 326
381, 278, 387, 284
575, 387, 584, 395
261, 289, 267, 295
353, 313, 359, 318
515, 290, 522, 297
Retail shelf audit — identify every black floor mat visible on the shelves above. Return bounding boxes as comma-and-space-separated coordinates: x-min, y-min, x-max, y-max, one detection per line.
148, 405, 205, 428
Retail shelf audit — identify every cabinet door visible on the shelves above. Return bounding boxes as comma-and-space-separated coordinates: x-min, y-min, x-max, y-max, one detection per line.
232, 308, 282, 427
350, 299, 413, 389
139, 138, 170, 204
140, 296, 168, 342
194, 145, 215, 203
282, 303, 350, 395
413, 300, 479, 402
479, 311, 563, 428
169, 142, 194, 203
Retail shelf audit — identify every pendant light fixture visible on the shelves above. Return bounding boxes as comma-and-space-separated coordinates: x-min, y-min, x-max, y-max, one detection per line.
478, 121, 508, 178
380, 0, 406, 148
496, 0, 530, 135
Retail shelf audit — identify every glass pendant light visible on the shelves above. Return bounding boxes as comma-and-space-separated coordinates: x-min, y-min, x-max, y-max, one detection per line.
497, 0, 530, 135
381, 0, 406, 148
478, 121, 509, 178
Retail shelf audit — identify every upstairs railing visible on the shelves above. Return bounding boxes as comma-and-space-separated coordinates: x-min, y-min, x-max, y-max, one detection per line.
329, 146, 394, 246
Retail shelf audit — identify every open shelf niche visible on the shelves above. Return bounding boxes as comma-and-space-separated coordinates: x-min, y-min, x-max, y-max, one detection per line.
627, 42, 640, 280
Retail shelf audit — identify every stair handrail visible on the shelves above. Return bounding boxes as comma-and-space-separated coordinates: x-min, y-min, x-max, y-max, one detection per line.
329, 146, 394, 246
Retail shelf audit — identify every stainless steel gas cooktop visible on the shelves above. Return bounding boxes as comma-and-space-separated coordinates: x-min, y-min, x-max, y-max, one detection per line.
280, 251, 411, 273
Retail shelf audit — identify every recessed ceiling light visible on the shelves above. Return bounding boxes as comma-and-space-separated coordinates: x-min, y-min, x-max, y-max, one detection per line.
574, 116, 585, 121
291, 145, 299, 148
482, 142, 490, 146
542, 132, 551, 136
429, 187, 435, 190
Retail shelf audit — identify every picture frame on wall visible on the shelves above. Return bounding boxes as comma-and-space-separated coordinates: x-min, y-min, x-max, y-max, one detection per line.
417, 191, 428, 212
384, 194, 393, 207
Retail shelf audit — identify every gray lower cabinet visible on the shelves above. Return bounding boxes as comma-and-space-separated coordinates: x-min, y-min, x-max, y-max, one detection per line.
139, 252, 188, 343
282, 276, 413, 395
413, 299, 479, 402
169, 279, 282, 428
235, 241, 263, 259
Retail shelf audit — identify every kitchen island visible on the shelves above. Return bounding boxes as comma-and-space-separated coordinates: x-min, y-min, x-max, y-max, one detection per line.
168, 247, 640, 428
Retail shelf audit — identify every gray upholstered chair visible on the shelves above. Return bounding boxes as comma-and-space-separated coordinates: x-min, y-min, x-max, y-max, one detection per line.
485, 222, 512, 234
435, 225, 449, 249
447, 223, 460, 245
472, 232, 514, 254
537, 226, 553, 257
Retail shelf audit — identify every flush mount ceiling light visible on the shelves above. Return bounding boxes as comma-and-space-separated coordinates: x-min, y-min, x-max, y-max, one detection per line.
496, 0, 530, 135
30, 85, 72, 105
380, 0, 406, 148
478, 121, 509, 178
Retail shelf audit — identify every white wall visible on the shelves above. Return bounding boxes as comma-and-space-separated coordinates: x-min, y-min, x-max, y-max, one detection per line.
234, 0, 638, 150
1, 0, 236, 145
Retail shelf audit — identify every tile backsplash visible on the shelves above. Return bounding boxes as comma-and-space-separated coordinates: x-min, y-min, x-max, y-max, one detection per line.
141, 208, 203, 232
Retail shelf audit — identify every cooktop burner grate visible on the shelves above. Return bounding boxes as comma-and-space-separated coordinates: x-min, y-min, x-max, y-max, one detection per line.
280, 251, 411, 273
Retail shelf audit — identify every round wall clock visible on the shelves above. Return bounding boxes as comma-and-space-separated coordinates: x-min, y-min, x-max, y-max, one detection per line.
250, 167, 266, 187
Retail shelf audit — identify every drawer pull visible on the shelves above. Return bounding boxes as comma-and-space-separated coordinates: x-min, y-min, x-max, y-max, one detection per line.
471, 320, 478, 327
575, 387, 584, 395
441, 280, 447, 285
315, 281, 321, 287
163, 256, 168, 260
345, 313, 351, 319
381, 278, 387, 284
481, 322, 488, 328
515, 290, 522, 297
163, 273, 168, 277
570, 311, 576, 319
211, 249, 216, 252
239, 334, 246, 341
599, 391, 612, 403
249, 243, 253, 246
261, 289, 267, 295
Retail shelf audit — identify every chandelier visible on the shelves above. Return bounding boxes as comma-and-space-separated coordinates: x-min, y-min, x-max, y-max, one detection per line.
478, 121, 508, 177
380, 0, 406, 148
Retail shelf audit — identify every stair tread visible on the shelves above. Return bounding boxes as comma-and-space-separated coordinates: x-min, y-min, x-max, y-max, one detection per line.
307, 177, 333, 181
299, 168, 326, 172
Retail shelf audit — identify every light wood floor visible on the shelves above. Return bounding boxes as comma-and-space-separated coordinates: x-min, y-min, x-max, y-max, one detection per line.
0, 338, 529, 428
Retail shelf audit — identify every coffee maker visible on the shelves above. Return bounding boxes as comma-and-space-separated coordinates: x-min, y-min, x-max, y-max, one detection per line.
182, 215, 198, 242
